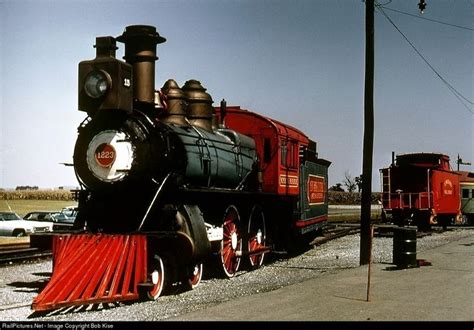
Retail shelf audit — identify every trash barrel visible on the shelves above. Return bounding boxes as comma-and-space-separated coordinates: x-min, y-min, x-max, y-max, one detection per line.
393, 227, 417, 268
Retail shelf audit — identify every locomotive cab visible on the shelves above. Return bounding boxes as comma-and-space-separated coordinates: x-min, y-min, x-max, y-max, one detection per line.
216, 106, 331, 247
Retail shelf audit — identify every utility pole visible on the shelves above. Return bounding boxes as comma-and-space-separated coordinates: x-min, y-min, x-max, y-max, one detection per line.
360, 0, 374, 265
457, 154, 471, 171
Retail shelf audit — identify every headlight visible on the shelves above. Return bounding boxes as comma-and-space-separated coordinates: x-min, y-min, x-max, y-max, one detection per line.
84, 70, 111, 98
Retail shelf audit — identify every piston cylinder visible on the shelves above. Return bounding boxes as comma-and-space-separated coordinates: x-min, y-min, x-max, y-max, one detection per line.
182, 80, 214, 132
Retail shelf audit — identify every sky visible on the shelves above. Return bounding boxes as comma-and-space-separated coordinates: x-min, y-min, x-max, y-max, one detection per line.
0, 0, 472, 190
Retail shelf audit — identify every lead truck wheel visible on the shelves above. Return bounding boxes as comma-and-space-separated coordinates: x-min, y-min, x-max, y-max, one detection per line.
186, 263, 203, 289
147, 254, 165, 300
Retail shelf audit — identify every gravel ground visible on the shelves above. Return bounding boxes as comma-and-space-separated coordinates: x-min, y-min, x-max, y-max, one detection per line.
0, 228, 471, 321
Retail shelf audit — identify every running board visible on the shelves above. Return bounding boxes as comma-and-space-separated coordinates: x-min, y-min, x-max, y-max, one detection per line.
32, 234, 147, 311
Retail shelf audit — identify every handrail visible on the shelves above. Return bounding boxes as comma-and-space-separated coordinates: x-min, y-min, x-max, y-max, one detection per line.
383, 191, 433, 209
427, 169, 431, 210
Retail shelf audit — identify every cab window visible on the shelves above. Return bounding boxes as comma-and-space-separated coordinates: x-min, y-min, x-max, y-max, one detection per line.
281, 139, 298, 169
280, 139, 287, 166
263, 138, 271, 163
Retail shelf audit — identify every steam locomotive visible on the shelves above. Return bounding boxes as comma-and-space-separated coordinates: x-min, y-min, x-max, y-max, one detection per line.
32, 25, 330, 311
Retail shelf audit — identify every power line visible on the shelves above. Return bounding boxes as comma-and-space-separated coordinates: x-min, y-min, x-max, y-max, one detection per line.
379, 5, 474, 31
376, 6, 474, 115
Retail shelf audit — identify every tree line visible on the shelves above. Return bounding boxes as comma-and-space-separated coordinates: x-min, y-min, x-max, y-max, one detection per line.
330, 171, 362, 193
15, 186, 39, 190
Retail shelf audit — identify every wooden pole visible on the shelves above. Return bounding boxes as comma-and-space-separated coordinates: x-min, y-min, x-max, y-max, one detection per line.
360, 0, 375, 265
366, 225, 374, 302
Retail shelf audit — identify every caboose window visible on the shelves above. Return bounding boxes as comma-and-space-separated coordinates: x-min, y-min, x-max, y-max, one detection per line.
463, 189, 469, 198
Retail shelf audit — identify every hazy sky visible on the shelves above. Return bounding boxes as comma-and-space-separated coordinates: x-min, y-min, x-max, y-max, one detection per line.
0, 0, 472, 189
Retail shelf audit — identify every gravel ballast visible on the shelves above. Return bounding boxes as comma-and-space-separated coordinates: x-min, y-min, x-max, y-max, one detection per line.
0, 228, 471, 321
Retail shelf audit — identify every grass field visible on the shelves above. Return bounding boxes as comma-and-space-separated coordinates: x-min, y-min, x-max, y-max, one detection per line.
328, 211, 382, 223
0, 200, 77, 217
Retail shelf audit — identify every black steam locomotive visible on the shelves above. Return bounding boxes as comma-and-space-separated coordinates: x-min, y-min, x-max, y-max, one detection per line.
32, 25, 330, 311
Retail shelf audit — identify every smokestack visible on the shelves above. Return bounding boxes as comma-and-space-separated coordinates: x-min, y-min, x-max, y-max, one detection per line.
117, 25, 166, 105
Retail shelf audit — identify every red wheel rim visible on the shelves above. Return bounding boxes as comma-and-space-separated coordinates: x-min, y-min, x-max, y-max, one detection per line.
220, 205, 242, 277
188, 263, 203, 289
248, 206, 266, 267
147, 255, 165, 300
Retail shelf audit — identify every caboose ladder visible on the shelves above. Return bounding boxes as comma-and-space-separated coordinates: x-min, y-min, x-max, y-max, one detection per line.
381, 168, 391, 208
32, 234, 147, 311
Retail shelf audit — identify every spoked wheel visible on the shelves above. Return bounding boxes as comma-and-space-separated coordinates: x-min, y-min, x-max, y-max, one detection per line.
220, 205, 242, 278
147, 254, 165, 300
186, 263, 203, 289
247, 205, 267, 268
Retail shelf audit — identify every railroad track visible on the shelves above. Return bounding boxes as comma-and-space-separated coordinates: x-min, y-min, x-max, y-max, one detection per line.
325, 221, 473, 239
0, 241, 51, 264
312, 224, 361, 246
1, 223, 470, 264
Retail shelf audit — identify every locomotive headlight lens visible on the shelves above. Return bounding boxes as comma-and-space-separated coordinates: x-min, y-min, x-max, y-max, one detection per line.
84, 70, 111, 98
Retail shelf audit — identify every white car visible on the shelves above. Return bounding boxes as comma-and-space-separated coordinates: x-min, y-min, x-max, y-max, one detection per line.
0, 212, 52, 237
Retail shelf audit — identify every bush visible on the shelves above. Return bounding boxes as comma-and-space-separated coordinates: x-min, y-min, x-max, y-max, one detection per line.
328, 191, 381, 205
0, 190, 75, 201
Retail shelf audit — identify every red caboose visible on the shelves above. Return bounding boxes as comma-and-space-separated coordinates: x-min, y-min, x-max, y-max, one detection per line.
380, 153, 461, 228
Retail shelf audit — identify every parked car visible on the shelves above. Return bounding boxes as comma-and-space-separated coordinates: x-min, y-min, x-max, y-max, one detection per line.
24, 211, 77, 232
52, 217, 76, 231
60, 206, 78, 219
0, 212, 52, 237
50, 207, 78, 231
24, 211, 70, 223
51, 212, 72, 222
23, 211, 59, 231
